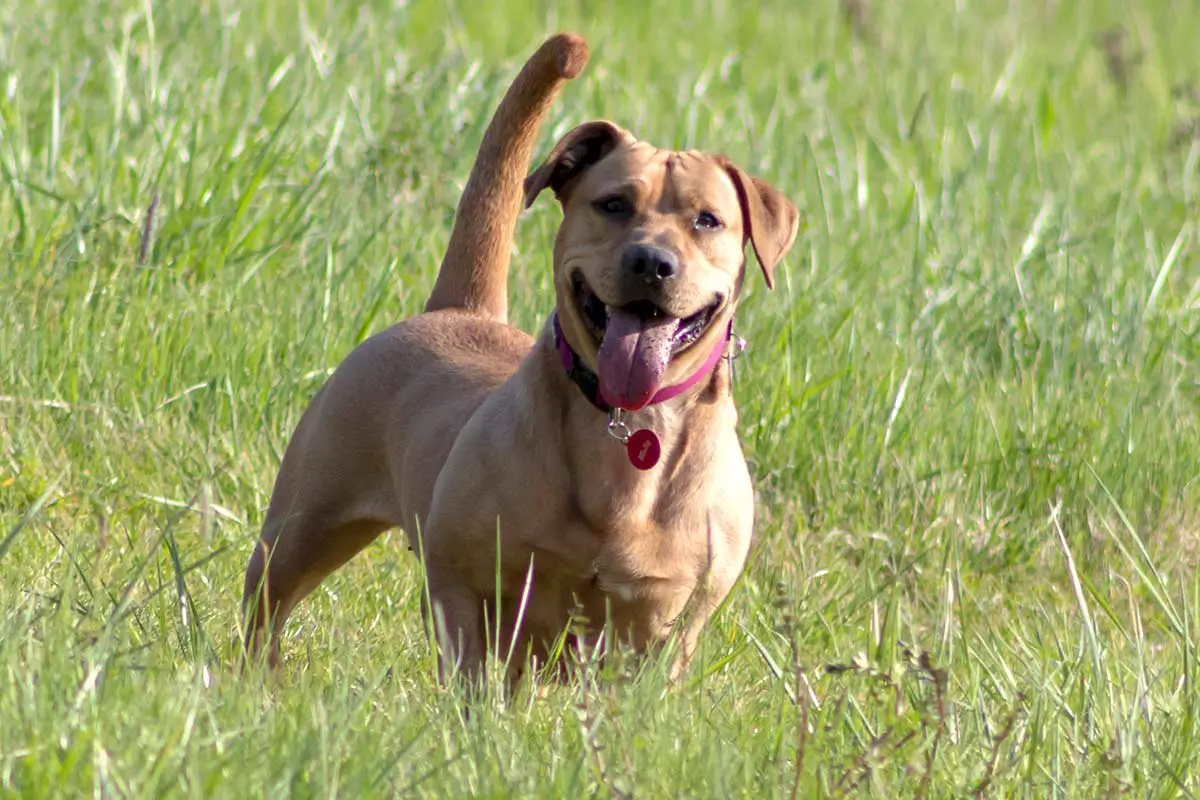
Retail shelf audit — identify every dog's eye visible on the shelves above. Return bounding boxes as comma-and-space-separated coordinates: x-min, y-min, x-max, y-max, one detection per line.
694, 211, 723, 231
593, 196, 633, 219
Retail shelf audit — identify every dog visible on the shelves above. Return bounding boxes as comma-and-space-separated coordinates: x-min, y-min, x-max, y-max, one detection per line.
241, 32, 798, 682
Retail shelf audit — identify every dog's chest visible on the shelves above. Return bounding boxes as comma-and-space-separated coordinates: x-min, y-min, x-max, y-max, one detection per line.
512, 442, 752, 646
590, 562, 642, 603
529, 518, 690, 596
575, 517, 708, 627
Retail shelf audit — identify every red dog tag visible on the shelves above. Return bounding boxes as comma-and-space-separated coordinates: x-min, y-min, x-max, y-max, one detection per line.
626, 429, 661, 470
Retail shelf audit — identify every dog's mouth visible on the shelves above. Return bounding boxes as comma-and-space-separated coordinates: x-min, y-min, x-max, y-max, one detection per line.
572, 275, 721, 356
570, 274, 724, 410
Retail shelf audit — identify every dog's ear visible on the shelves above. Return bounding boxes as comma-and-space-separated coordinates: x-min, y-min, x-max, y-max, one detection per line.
722, 164, 800, 290
524, 120, 630, 208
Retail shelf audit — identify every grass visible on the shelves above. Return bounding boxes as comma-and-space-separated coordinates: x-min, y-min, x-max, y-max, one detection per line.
2, 0, 1200, 795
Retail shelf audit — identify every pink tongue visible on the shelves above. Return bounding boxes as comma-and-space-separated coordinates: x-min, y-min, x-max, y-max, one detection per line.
597, 308, 679, 410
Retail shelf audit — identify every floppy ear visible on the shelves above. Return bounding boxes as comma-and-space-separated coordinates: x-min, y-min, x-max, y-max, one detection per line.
722, 164, 800, 289
524, 120, 630, 208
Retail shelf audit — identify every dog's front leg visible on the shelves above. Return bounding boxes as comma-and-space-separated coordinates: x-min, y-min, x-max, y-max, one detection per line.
426, 569, 486, 685
667, 597, 723, 682
667, 512, 750, 682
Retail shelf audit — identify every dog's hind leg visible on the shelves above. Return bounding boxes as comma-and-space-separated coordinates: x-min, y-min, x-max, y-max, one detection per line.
424, 33, 589, 321
241, 513, 388, 668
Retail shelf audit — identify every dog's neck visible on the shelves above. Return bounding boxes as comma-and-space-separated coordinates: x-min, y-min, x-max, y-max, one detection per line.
550, 311, 733, 415
528, 311, 739, 484
516, 315, 739, 536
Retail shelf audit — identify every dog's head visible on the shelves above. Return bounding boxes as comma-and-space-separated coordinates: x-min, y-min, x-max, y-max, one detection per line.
524, 121, 799, 410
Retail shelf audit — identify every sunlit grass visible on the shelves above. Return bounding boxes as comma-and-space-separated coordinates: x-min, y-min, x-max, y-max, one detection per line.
2, 0, 1199, 795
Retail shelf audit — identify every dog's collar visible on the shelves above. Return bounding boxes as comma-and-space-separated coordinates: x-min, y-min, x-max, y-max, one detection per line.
551, 311, 734, 413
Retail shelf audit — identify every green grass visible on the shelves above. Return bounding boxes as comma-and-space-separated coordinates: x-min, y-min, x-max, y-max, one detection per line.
3, 0, 1200, 795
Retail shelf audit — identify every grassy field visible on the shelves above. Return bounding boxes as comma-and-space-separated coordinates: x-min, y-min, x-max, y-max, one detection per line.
3, 0, 1200, 795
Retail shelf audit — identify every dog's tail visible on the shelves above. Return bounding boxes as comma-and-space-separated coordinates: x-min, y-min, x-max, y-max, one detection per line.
424, 33, 590, 321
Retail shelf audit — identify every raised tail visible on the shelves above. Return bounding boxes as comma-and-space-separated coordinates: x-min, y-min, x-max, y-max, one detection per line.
424, 33, 590, 321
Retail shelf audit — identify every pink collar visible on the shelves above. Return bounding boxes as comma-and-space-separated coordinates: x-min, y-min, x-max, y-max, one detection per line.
551, 311, 733, 412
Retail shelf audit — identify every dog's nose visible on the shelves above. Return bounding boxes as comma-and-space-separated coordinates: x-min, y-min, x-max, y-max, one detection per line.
622, 245, 679, 285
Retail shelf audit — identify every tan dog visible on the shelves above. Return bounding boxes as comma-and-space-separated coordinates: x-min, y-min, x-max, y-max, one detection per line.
241, 33, 798, 681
